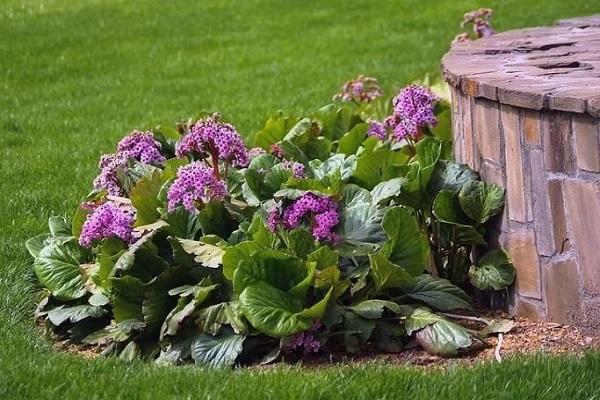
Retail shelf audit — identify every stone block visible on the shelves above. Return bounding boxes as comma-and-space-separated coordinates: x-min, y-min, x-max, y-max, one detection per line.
547, 179, 569, 254
509, 229, 542, 299
543, 113, 575, 172
501, 105, 527, 223
573, 115, 600, 172
521, 109, 541, 147
528, 150, 556, 257
543, 257, 580, 324
461, 94, 475, 168
563, 180, 600, 295
514, 297, 544, 321
473, 99, 501, 164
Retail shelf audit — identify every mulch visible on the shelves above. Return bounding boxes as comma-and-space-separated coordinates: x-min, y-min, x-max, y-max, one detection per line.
291, 311, 599, 369
54, 311, 599, 369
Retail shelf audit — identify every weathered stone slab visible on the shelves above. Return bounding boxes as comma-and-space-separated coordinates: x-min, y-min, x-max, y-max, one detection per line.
474, 99, 501, 164
521, 109, 541, 147
502, 105, 527, 222
543, 113, 575, 173
543, 257, 580, 324
508, 229, 542, 299
563, 180, 600, 295
441, 21, 600, 116
573, 115, 600, 172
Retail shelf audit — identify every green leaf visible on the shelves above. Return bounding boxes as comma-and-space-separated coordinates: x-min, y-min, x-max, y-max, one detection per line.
304, 136, 333, 161
239, 282, 310, 337
198, 201, 236, 239
432, 189, 474, 227
176, 238, 225, 268
196, 302, 248, 335
142, 267, 194, 332
314, 103, 354, 140
130, 170, 163, 226
347, 299, 406, 319
110, 275, 145, 322
469, 249, 515, 291
406, 308, 473, 356
307, 246, 339, 269
89, 293, 110, 306
119, 341, 140, 362
405, 275, 471, 311
25, 234, 51, 258
370, 177, 405, 205
352, 146, 407, 190
458, 180, 505, 224
83, 319, 146, 344
191, 328, 246, 369
92, 238, 125, 291
247, 214, 278, 249
282, 118, 317, 146
48, 216, 71, 237
428, 160, 479, 195
283, 228, 316, 259
33, 239, 87, 301
253, 113, 299, 149
380, 207, 430, 276
338, 123, 368, 155
339, 185, 387, 256
47, 305, 107, 326
369, 253, 414, 291
481, 318, 515, 336
405, 307, 439, 335
222, 241, 262, 280
232, 249, 307, 293
310, 154, 357, 181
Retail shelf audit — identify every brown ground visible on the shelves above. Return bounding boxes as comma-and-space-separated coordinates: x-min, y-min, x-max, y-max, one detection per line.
295, 311, 599, 369
54, 311, 599, 368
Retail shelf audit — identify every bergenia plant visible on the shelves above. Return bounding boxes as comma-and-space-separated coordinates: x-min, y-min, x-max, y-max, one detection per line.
452, 8, 495, 45
26, 74, 515, 369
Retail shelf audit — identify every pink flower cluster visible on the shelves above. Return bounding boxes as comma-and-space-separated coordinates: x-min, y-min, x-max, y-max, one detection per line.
116, 130, 166, 165
284, 321, 322, 354
175, 114, 249, 167
387, 85, 439, 141
79, 201, 136, 248
93, 153, 129, 196
248, 147, 267, 159
281, 160, 305, 178
93, 131, 165, 196
268, 193, 339, 243
333, 75, 382, 103
367, 85, 439, 142
453, 8, 495, 44
167, 161, 228, 212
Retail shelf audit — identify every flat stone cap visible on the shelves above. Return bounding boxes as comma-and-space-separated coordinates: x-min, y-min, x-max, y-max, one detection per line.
442, 15, 600, 116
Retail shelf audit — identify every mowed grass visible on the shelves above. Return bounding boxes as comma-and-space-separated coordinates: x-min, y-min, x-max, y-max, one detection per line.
1, 1, 600, 398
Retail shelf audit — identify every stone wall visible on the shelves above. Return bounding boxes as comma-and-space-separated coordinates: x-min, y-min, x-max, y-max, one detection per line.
443, 15, 600, 330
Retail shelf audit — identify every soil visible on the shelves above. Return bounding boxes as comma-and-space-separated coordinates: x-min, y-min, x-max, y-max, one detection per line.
54, 310, 599, 369
293, 311, 599, 369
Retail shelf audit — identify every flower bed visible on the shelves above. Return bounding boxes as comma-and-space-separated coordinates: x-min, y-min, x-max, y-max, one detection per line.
27, 74, 516, 368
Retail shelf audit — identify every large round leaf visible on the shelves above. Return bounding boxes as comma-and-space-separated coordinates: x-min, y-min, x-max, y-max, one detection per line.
380, 207, 430, 276
191, 328, 246, 369
33, 240, 87, 301
232, 249, 307, 294
239, 282, 311, 337
458, 180, 505, 225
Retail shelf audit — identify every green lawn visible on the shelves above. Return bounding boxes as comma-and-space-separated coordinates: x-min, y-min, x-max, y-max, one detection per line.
1, 1, 600, 398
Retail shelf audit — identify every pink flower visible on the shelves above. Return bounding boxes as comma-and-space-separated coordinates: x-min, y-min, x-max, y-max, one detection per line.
176, 114, 249, 167
167, 161, 228, 212
79, 201, 136, 247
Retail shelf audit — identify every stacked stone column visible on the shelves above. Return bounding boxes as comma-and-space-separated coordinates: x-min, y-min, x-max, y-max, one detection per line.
443, 15, 600, 330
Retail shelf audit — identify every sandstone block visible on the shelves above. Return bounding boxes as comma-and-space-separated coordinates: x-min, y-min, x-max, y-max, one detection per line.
509, 229, 542, 299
